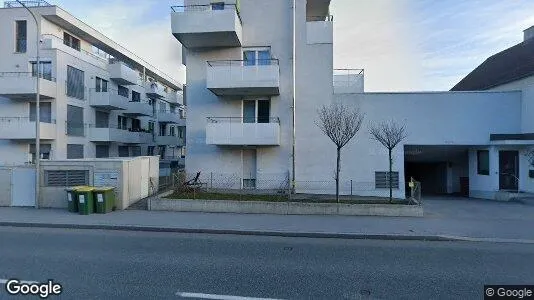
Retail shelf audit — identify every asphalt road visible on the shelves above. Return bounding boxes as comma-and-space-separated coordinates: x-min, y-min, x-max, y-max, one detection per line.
0, 227, 533, 300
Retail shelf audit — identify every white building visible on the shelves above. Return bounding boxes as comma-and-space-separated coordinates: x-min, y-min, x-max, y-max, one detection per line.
0, 1, 186, 167
173, 0, 534, 201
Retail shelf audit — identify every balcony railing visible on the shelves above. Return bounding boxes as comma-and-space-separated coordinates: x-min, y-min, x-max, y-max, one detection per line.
0, 117, 55, 124
4, 0, 51, 8
171, 4, 242, 23
0, 71, 56, 82
0, 117, 57, 140
207, 59, 279, 67
333, 69, 364, 86
307, 15, 334, 22
207, 117, 280, 124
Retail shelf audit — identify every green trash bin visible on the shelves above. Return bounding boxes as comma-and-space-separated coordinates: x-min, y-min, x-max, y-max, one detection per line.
76, 187, 95, 215
65, 186, 87, 213
93, 187, 116, 214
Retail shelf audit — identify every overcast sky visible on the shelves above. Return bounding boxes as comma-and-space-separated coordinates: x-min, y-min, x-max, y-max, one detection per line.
52, 0, 534, 92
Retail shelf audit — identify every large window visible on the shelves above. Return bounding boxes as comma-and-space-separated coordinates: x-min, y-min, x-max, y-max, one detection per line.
477, 150, 490, 175
67, 66, 85, 100
31, 61, 52, 81
118, 85, 129, 98
95, 145, 109, 158
15, 20, 27, 53
118, 146, 129, 157
30, 102, 52, 123
30, 144, 51, 163
67, 105, 84, 136
95, 77, 108, 92
132, 91, 141, 102
67, 144, 84, 159
243, 99, 270, 123
117, 116, 128, 130
243, 48, 271, 66
63, 32, 80, 51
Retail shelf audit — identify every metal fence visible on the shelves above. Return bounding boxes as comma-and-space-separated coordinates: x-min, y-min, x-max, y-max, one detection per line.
164, 172, 418, 204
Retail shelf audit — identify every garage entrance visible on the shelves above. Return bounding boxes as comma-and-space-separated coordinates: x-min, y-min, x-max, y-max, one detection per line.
404, 145, 469, 197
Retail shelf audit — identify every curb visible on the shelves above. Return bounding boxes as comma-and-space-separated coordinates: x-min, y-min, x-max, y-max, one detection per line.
1, 222, 534, 244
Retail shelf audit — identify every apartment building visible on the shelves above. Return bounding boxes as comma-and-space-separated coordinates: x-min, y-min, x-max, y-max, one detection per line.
0, 1, 185, 166
173, 1, 534, 201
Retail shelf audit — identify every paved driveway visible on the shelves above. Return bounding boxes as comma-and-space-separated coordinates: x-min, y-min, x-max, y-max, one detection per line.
423, 195, 534, 221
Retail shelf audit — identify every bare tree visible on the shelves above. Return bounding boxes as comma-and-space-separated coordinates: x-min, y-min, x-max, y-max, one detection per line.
316, 102, 365, 203
369, 120, 408, 203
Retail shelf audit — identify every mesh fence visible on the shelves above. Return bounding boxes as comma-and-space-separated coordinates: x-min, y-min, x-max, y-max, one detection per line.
165, 172, 418, 204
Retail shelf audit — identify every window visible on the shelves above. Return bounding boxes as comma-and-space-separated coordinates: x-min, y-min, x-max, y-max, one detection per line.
158, 145, 166, 158
67, 144, 84, 159
375, 172, 399, 189
118, 85, 129, 98
117, 116, 128, 130
132, 91, 141, 102
159, 123, 167, 136
30, 102, 52, 123
95, 145, 109, 158
131, 119, 141, 131
148, 121, 155, 134
477, 150, 490, 175
130, 146, 141, 157
30, 144, 51, 163
67, 105, 84, 136
30, 61, 52, 81
15, 20, 27, 53
67, 66, 85, 100
63, 32, 80, 51
178, 127, 184, 139
95, 111, 109, 128
243, 99, 270, 123
147, 146, 155, 156
95, 77, 108, 92
243, 48, 271, 66
45, 170, 89, 187
211, 2, 224, 10
118, 146, 129, 157
170, 126, 176, 137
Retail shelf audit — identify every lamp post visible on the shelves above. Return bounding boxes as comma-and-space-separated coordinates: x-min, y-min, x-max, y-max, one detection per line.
17, 0, 40, 209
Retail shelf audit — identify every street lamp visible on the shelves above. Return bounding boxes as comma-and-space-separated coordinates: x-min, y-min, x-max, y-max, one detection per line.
17, 0, 40, 209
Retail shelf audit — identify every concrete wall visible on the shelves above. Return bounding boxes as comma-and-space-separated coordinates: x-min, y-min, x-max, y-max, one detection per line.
0, 168, 12, 206
489, 75, 534, 133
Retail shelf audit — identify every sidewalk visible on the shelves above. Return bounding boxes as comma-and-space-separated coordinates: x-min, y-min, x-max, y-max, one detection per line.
1, 199, 533, 243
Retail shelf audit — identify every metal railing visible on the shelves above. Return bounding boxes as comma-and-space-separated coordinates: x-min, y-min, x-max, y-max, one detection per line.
207, 59, 279, 67
0, 71, 56, 82
171, 4, 242, 23
207, 117, 280, 123
307, 15, 334, 22
41, 34, 109, 65
4, 0, 51, 8
0, 117, 56, 124
333, 68, 364, 87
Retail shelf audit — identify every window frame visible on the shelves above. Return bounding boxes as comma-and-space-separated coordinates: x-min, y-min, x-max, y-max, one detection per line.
15, 20, 27, 53
477, 150, 490, 176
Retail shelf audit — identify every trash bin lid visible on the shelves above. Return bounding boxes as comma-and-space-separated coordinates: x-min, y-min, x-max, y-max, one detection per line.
93, 186, 115, 192
66, 186, 88, 192
76, 187, 95, 192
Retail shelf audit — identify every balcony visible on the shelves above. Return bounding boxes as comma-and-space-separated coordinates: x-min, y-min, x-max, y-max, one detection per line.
108, 60, 140, 85
171, 4, 242, 48
157, 110, 181, 123
166, 91, 184, 105
207, 60, 280, 96
124, 101, 153, 117
88, 126, 154, 144
156, 135, 184, 146
0, 118, 56, 140
0, 72, 57, 100
333, 69, 364, 94
143, 81, 166, 99
88, 89, 128, 110
306, 15, 333, 44
41, 34, 108, 69
206, 117, 280, 146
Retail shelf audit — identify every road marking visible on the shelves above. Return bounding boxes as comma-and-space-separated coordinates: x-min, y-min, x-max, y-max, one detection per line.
175, 291, 285, 300
0, 279, 38, 284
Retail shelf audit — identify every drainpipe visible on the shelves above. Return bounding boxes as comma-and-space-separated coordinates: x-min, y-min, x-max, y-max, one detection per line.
291, 0, 297, 193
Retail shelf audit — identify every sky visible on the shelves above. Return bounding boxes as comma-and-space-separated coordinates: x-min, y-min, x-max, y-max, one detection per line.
51, 0, 534, 92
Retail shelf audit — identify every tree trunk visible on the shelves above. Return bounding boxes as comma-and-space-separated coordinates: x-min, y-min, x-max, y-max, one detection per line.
336, 147, 341, 204
388, 148, 393, 203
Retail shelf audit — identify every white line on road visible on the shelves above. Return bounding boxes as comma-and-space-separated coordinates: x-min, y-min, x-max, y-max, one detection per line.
175, 291, 285, 300
0, 279, 38, 284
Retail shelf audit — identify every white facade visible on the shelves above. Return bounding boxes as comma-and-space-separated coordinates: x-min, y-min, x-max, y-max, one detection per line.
0, 2, 185, 166
174, 0, 534, 200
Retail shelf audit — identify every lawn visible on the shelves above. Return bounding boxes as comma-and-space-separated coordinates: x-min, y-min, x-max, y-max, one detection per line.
166, 191, 413, 205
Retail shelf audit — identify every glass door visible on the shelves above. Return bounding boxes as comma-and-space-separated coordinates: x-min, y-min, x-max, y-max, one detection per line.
243, 100, 256, 123
257, 100, 270, 123
499, 150, 519, 191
